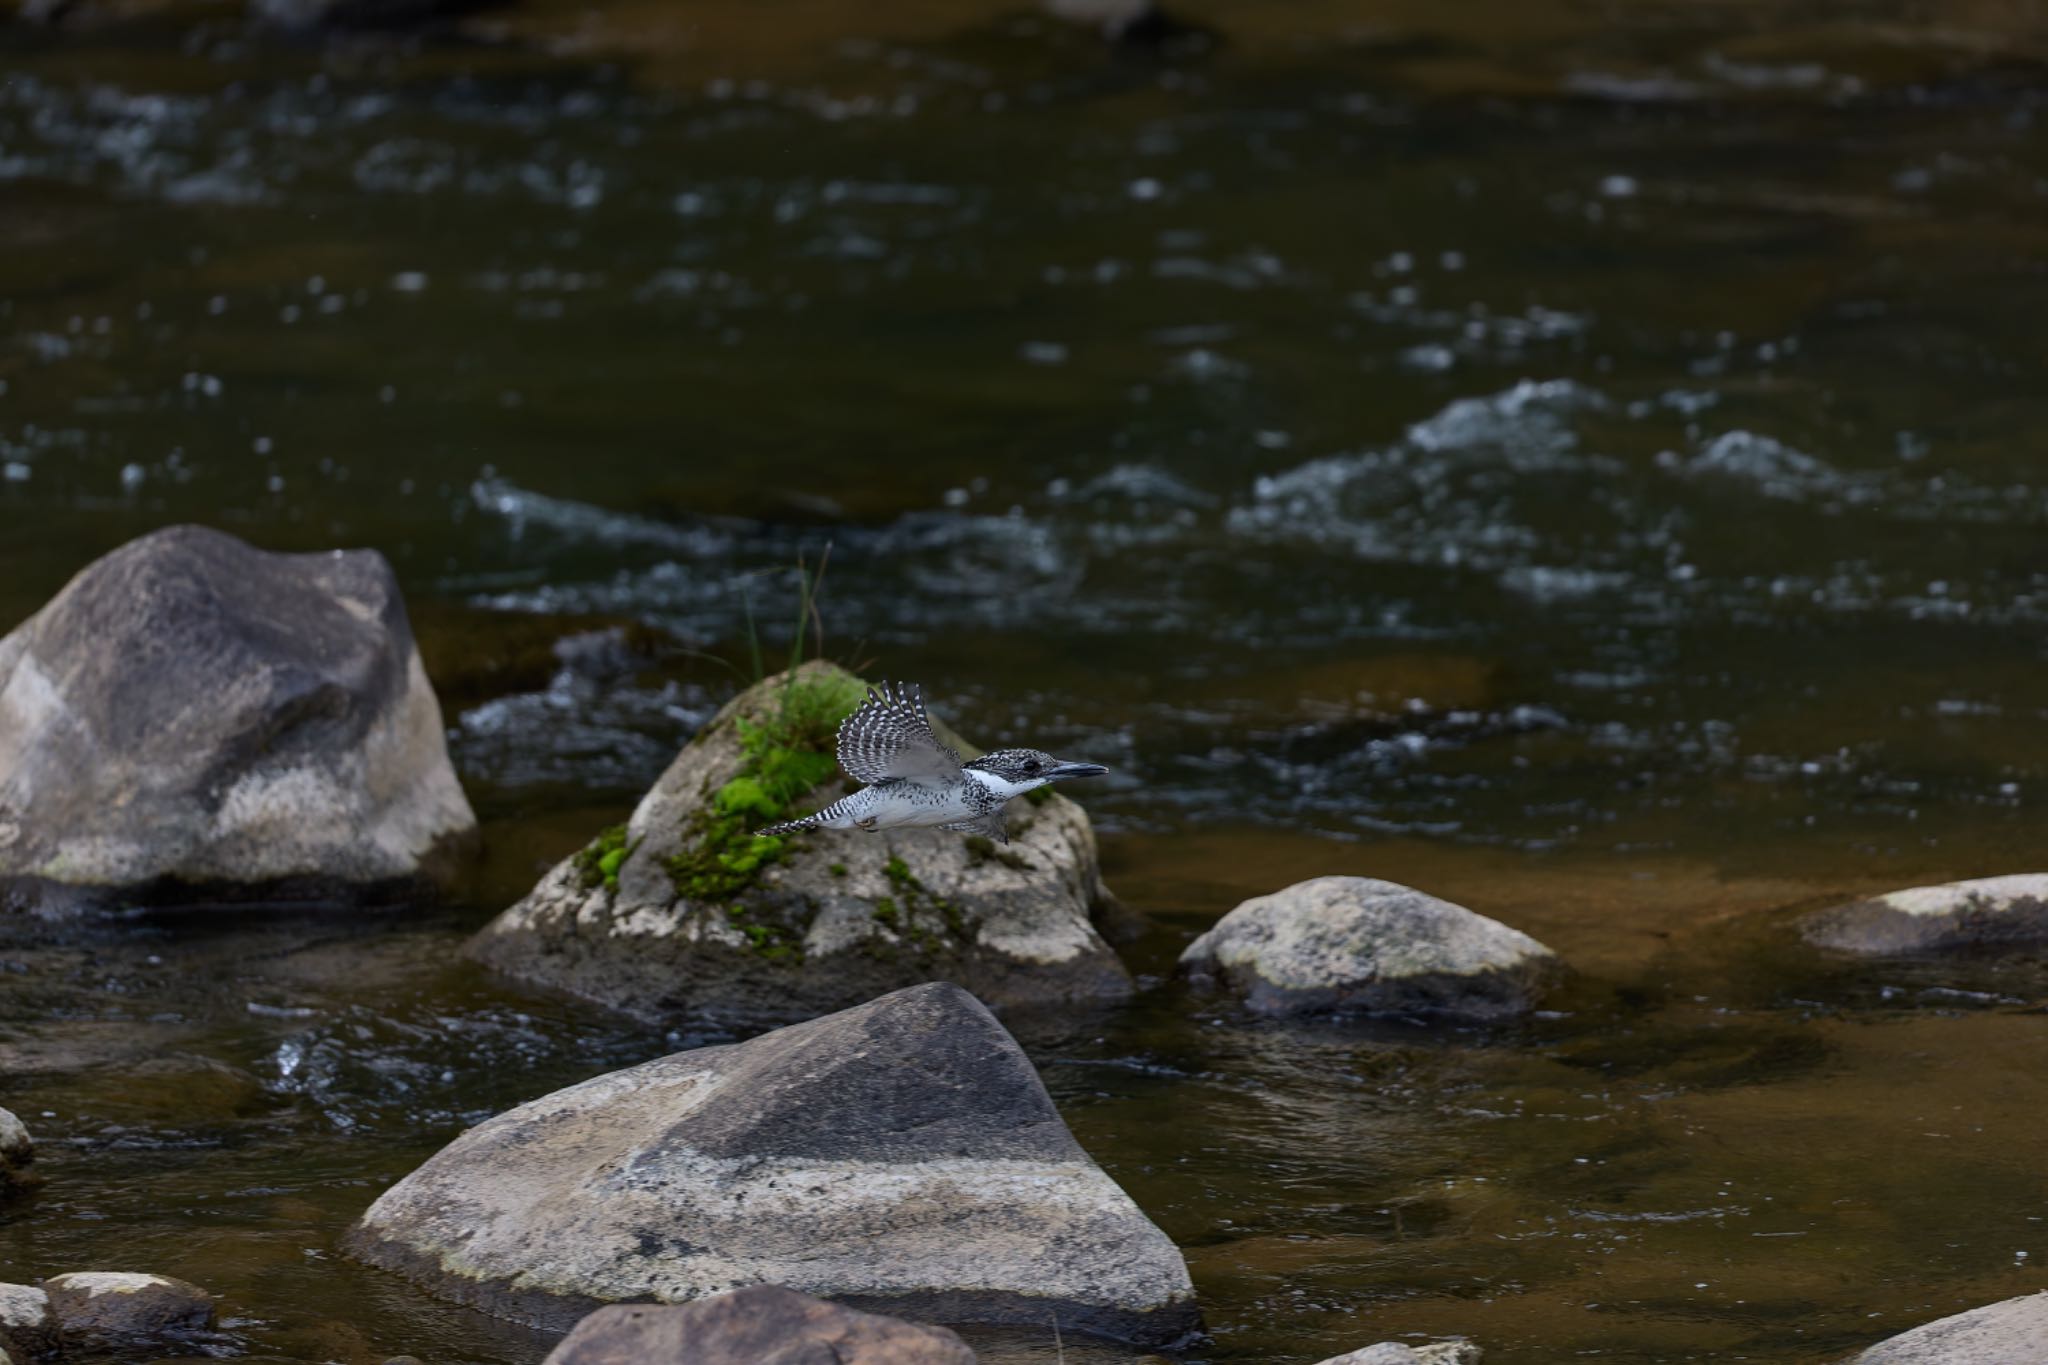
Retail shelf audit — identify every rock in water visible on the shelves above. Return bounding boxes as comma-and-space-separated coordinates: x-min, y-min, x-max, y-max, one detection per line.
250, 0, 494, 28
0, 526, 476, 912
1315, 1341, 1484, 1365
468, 662, 1129, 1023
1179, 876, 1558, 1018
1848, 1292, 2048, 1362
1800, 874, 2048, 954
41, 1273, 215, 1336
0, 1285, 59, 1361
0, 1109, 31, 1196
347, 982, 1199, 1346
542, 1287, 976, 1365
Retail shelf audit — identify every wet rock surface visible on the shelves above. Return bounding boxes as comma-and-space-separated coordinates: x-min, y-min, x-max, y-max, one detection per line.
1800, 874, 2048, 954
1315, 1341, 1484, 1365
0, 525, 476, 913
347, 982, 1198, 1346
0, 1285, 58, 1361
41, 1272, 215, 1336
248, 0, 488, 28
468, 662, 1130, 1024
1179, 876, 1559, 1018
0, 1108, 30, 1195
1847, 1292, 2048, 1362
541, 1286, 977, 1365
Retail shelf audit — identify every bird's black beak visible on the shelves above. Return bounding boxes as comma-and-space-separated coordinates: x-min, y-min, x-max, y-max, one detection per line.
1048, 761, 1109, 781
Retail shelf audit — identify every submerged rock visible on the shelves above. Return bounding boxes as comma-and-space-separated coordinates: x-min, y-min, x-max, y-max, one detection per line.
468, 662, 1129, 1024
248, 0, 497, 28
1848, 1292, 2048, 1362
1179, 876, 1558, 1018
1316, 1341, 1483, 1365
41, 1272, 215, 1336
347, 982, 1198, 1346
1800, 874, 2048, 954
0, 1108, 31, 1195
542, 1287, 976, 1365
0, 1285, 58, 1361
0, 525, 476, 913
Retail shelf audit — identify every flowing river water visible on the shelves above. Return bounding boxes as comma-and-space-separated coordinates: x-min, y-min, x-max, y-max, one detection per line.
2, 1, 2047, 1360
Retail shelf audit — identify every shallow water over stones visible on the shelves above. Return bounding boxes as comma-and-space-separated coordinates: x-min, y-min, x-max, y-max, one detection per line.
2, 839, 2047, 1363
4, 0, 2048, 1359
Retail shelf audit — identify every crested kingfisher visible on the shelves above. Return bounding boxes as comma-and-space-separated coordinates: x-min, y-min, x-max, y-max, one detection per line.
755, 681, 1108, 845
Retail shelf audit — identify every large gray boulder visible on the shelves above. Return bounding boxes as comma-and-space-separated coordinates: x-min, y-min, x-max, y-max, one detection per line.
542, 1287, 976, 1365
0, 526, 476, 912
1179, 876, 1559, 1018
347, 982, 1198, 1347
1801, 874, 2048, 954
1846, 1292, 2048, 1362
468, 662, 1130, 1023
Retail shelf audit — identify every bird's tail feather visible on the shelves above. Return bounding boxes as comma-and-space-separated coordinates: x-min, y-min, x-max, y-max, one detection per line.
755, 817, 819, 836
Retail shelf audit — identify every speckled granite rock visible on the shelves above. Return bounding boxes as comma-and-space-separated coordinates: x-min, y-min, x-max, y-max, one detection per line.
468, 662, 1129, 1024
1847, 1292, 2048, 1362
348, 983, 1198, 1346
1180, 876, 1558, 1018
542, 1287, 977, 1365
1801, 874, 2048, 954
41, 1272, 215, 1336
0, 525, 475, 913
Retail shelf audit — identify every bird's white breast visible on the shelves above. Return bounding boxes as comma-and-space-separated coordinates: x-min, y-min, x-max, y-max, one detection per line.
963, 769, 1040, 802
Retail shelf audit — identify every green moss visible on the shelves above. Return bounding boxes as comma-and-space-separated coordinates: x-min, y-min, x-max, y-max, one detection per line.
661, 668, 868, 902
873, 853, 967, 943
1023, 785, 1056, 807
573, 824, 636, 892
829, 862, 848, 877
872, 897, 899, 927
723, 905, 806, 963
963, 835, 1032, 872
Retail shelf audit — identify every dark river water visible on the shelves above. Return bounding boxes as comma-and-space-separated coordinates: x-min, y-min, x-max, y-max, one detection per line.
3, 1, 2047, 1361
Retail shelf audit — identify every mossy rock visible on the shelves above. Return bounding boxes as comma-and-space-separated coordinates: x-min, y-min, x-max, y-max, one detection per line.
466, 663, 1131, 1024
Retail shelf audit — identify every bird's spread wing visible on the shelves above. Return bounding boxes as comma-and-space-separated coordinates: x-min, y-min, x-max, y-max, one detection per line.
837, 681, 963, 786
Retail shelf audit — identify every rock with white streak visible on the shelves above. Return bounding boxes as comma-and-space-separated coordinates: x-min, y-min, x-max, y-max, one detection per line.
0, 1285, 59, 1361
347, 982, 1198, 1346
1800, 874, 2048, 954
42, 1272, 214, 1336
468, 662, 1130, 1025
1179, 876, 1558, 1018
1847, 1292, 2048, 1362
1316, 1340, 1484, 1365
0, 525, 476, 913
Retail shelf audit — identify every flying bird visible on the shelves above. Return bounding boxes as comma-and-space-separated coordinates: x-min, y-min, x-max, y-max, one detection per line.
755, 681, 1108, 845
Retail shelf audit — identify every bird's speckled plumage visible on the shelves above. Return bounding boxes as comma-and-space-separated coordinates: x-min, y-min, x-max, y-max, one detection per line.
755, 683, 1107, 845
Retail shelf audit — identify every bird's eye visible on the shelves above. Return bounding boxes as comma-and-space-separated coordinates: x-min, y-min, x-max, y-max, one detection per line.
1024, 759, 1041, 772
